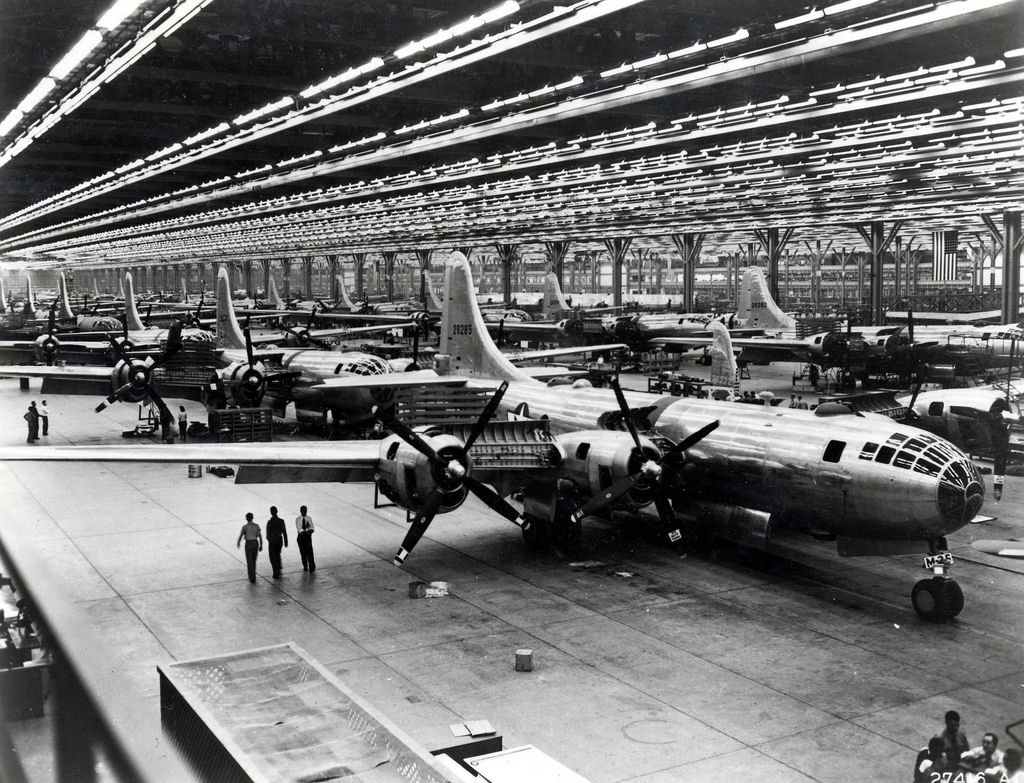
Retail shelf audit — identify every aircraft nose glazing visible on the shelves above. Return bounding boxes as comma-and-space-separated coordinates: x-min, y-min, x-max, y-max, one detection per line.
937, 457, 985, 529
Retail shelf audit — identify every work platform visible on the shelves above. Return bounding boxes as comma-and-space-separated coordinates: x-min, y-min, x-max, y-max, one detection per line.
1, 365, 1022, 783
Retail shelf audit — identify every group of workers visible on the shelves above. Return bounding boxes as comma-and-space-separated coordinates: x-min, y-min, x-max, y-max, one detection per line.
915, 711, 1021, 782
236, 505, 317, 583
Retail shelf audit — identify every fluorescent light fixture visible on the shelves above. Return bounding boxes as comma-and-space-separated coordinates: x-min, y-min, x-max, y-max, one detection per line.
707, 29, 748, 48
394, 41, 424, 60
669, 42, 707, 58
97, 0, 144, 30
183, 122, 229, 145
632, 53, 667, 69
600, 63, 632, 78
482, 1, 519, 24
0, 109, 24, 137
555, 75, 584, 90
775, 8, 824, 29
233, 96, 293, 125
50, 30, 104, 80
960, 60, 1005, 77
808, 84, 844, 96
928, 56, 975, 73
145, 143, 182, 161
824, 0, 878, 12
1004, 47, 1024, 58
17, 78, 56, 114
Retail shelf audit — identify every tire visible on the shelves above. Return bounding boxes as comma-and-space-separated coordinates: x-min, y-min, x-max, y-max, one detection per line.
912, 578, 964, 622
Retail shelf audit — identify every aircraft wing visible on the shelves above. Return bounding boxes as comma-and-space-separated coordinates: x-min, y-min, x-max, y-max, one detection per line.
490, 322, 565, 335
508, 343, 627, 362
314, 312, 420, 324
0, 365, 112, 379
0, 442, 380, 484
653, 336, 814, 363
518, 367, 590, 380
305, 370, 467, 391
0, 339, 112, 353
312, 322, 417, 338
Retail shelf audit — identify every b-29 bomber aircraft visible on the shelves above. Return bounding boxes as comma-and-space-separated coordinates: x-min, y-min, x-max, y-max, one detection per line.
0, 255, 987, 623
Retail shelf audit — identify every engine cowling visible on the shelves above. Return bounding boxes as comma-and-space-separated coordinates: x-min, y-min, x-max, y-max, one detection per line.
109, 360, 153, 403
556, 430, 663, 509
375, 432, 469, 514
33, 333, 61, 363
218, 360, 267, 406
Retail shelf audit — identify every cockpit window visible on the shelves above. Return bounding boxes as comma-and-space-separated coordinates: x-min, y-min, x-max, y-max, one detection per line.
903, 437, 928, 453
859, 442, 879, 460
894, 450, 915, 470
823, 440, 846, 463
875, 445, 896, 464
913, 459, 941, 477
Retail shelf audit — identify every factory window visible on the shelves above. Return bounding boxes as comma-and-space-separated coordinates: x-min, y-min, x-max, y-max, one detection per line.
859, 442, 879, 460
894, 451, 915, 470
575, 443, 590, 460
928, 401, 944, 416
875, 445, 896, 464
823, 440, 846, 463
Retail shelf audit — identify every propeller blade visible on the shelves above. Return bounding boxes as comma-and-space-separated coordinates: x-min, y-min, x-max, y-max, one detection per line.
907, 365, 929, 411
570, 474, 637, 523
107, 334, 133, 367
496, 318, 504, 348
372, 405, 441, 464
144, 304, 153, 327
306, 305, 317, 331
95, 382, 133, 412
609, 376, 643, 452
244, 327, 254, 366
464, 381, 509, 452
394, 489, 445, 565
464, 476, 526, 527
47, 304, 56, 335
653, 494, 684, 546
665, 420, 720, 457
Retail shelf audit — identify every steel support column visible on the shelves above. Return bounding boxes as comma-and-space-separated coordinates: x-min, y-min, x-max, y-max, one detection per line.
382, 251, 398, 301
494, 244, 518, 305
803, 239, 834, 313
670, 233, 704, 313
603, 237, 633, 307
544, 240, 571, 289
301, 256, 313, 300
753, 227, 794, 304
415, 249, 432, 308
1002, 210, 1022, 322
352, 253, 366, 299
281, 259, 292, 301
853, 220, 902, 325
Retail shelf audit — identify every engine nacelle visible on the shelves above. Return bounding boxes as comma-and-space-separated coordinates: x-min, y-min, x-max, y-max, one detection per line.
556, 430, 662, 509
375, 432, 469, 514
33, 333, 61, 363
684, 500, 773, 551
110, 360, 151, 403
218, 360, 267, 405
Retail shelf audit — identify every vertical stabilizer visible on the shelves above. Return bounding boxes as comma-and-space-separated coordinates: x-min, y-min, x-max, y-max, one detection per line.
268, 276, 286, 310
439, 253, 533, 382
216, 268, 247, 349
123, 272, 145, 331
708, 321, 740, 400
25, 275, 35, 309
117, 276, 125, 300
93, 279, 100, 297
541, 272, 570, 316
57, 272, 75, 319
180, 278, 188, 302
735, 267, 796, 331
337, 272, 357, 311
0, 276, 7, 314
426, 270, 444, 313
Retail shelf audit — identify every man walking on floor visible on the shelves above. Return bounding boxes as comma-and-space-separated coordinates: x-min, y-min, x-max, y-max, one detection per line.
236, 513, 263, 583
295, 505, 315, 572
39, 400, 49, 436
265, 506, 288, 579
24, 402, 39, 443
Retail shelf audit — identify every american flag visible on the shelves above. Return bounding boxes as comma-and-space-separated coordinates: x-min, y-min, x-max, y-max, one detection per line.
931, 230, 959, 281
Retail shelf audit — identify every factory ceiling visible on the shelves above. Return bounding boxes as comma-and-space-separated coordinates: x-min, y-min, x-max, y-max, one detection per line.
0, 0, 1022, 265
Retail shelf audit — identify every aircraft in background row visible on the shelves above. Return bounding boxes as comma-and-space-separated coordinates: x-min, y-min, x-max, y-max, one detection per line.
0, 254, 988, 624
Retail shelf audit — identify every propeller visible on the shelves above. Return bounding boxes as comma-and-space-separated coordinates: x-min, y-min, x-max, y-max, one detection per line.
406, 330, 421, 371
372, 381, 527, 565
283, 305, 333, 349
95, 322, 183, 414
570, 376, 720, 548
37, 304, 60, 365
143, 304, 153, 327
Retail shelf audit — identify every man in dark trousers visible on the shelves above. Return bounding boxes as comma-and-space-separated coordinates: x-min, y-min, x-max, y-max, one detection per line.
236, 513, 263, 583
295, 505, 315, 572
265, 506, 288, 579
24, 403, 39, 443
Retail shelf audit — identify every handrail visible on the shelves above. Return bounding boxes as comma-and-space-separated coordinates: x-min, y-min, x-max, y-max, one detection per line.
0, 528, 195, 782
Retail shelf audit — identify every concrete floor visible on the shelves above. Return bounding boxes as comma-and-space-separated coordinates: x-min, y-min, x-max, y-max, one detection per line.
0, 362, 1022, 783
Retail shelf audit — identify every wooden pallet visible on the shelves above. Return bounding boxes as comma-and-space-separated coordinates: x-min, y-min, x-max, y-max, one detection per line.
209, 408, 273, 443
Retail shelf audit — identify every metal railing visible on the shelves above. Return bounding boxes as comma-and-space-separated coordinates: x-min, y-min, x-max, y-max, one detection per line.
0, 529, 195, 782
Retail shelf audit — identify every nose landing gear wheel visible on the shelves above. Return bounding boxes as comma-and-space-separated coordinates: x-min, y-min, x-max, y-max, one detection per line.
911, 578, 964, 622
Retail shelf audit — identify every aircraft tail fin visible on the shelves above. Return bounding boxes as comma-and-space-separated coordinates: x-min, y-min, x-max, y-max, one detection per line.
93, 279, 100, 298
439, 253, 533, 382
117, 276, 125, 300
268, 276, 286, 309
708, 321, 740, 399
57, 272, 75, 319
25, 275, 35, 309
337, 271, 357, 311
216, 267, 246, 350
735, 267, 795, 331
541, 272, 571, 316
124, 272, 145, 331
1, 276, 7, 314
180, 278, 188, 302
